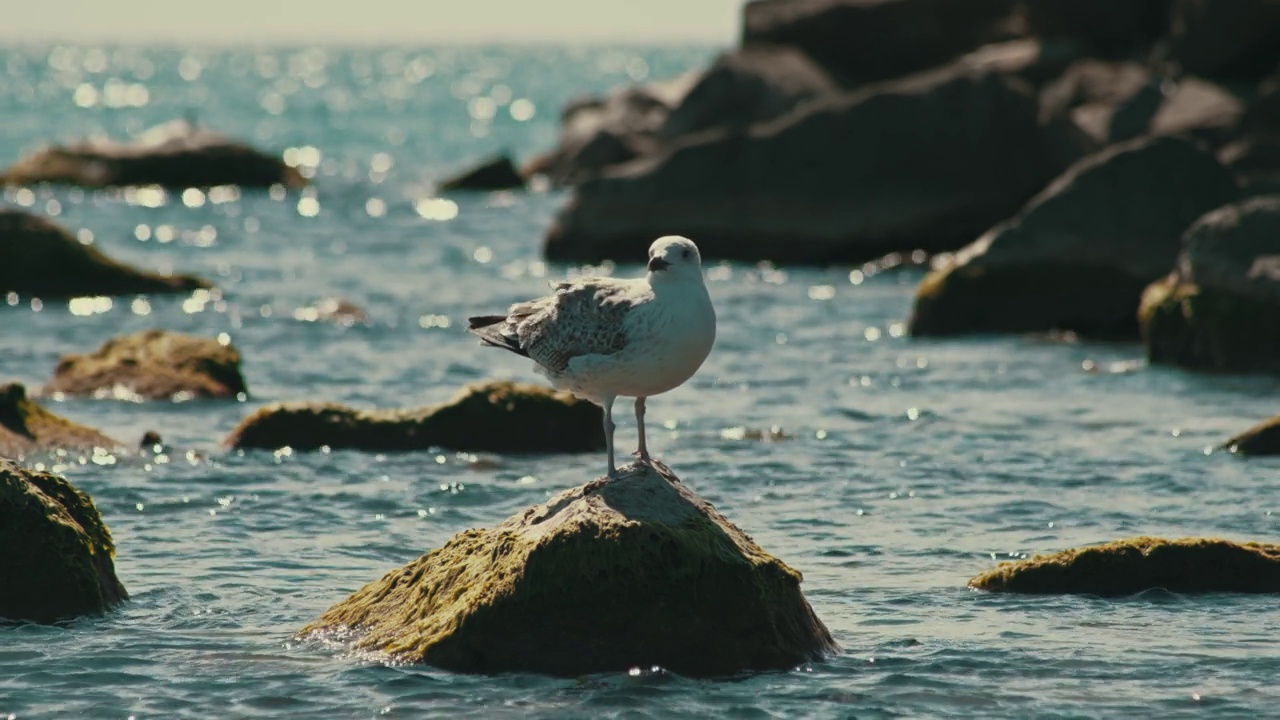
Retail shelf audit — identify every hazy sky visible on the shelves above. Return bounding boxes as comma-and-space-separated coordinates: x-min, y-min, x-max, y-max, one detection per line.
4, 0, 747, 44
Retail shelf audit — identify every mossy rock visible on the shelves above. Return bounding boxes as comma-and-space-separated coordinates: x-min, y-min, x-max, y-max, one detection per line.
909, 135, 1241, 338
225, 380, 604, 453
1221, 415, 1280, 456
0, 383, 122, 458
1138, 196, 1280, 375
970, 536, 1280, 596
43, 329, 247, 401
0, 459, 128, 622
299, 461, 837, 677
0, 209, 209, 298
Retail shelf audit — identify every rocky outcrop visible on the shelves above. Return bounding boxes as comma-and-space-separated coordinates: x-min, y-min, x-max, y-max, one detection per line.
225, 380, 603, 453
438, 155, 525, 192
1024, 0, 1173, 55
1222, 415, 1280, 456
1, 119, 305, 189
299, 461, 836, 677
0, 459, 129, 623
909, 135, 1241, 338
1139, 195, 1280, 374
970, 537, 1280, 595
43, 330, 248, 401
740, 0, 1022, 86
0, 383, 122, 457
546, 62, 1087, 264
0, 209, 209, 298
1161, 0, 1280, 82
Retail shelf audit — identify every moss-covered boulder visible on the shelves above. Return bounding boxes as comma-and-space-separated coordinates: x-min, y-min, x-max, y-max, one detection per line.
225, 380, 604, 453
1, 118, 304, 189
0, 209, 209, 298
910, 135, 1241, 338
299, 461, 836, 676
1139, 195, 1280, 375
42, 329, 247, 401
1221, 415, 1280, 456
0, 459, 128, 623
970, 537, 1280, 596
0, 383, 122, 457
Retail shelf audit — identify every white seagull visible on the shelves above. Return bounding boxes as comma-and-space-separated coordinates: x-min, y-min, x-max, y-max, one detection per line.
467, 236, 716, 478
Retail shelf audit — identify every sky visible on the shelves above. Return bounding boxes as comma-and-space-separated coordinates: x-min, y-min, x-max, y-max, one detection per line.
3, 0, 747, 44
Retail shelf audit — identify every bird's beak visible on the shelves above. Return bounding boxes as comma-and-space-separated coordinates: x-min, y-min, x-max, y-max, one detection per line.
648, 256, 670, 272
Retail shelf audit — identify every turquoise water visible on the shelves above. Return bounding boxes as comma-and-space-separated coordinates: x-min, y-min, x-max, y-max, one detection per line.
3, 44, 1280, 719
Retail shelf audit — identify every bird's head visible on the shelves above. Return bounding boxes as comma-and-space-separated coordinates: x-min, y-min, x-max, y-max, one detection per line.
646, 235, 704, 282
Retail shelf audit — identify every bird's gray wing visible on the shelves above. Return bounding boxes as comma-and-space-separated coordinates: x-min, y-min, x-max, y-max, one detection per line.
509, 278, 647, 373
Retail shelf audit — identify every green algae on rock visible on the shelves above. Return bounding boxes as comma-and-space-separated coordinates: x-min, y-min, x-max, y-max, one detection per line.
299, 461, 837, 677
1138, 195, 1280, 375
43, 329, 248, 401
1222, 415, 1280, 456
970, 537, 1280, 596
224, 380, 604, 453
0, 383, 122, 458
0, 209, 209, 298
0, 459, 128, 623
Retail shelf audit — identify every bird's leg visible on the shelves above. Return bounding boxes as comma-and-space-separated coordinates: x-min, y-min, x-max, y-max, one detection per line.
633, 396, 651, 465
603, 396, 618, 479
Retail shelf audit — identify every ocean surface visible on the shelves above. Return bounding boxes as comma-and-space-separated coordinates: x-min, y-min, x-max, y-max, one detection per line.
2, 43, 1280, 719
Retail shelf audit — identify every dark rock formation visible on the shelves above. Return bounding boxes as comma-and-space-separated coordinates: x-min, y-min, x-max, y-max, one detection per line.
43, 330, 248, 401
225, 380, 604, 453
970, 536, 1280, 595
1, 119, 305, 189
1024, 0, 1173, 56
1139, 195, 1280, 374
1222, 415, 1280, 456
0, 209, 209, 298
1162, 0, 1280, 82
438, 155, 525, 192
0, 459, 129, 623
298, 461, 837, 677
910, 135, 1241, 338
546, 62, 1087, 264
0, 383, 122, 457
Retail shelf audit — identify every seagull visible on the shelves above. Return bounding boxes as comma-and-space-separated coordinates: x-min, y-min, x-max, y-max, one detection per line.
467, 236, 716, 478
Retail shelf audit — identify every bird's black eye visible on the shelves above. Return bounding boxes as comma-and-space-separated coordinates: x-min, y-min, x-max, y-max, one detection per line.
681, 248, 690, 259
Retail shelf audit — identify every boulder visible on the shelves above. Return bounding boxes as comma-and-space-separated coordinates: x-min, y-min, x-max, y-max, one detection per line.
1162, 0, 1280, 82
43, 329, 248, 401
0, 383, 122, 457
1024, 0, 1173, 56
909, 135, 1241, 338
1, 119, 306, 189
1222, 415, 1280, 455
438, 155, 525, 192
225, 380, 604, 453
1139, 195, 1280, 374
740, 0, 1022, 86
298, 461, 837, 677
970, 536, 1280, 595
0, 459, 129, 623
0, 209, 209, 298
546, 62, 1088, 264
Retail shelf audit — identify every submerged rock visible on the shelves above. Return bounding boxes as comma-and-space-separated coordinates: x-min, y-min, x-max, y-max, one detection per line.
438, 155, 525, 192
1139, 195, 1280, 375
1, 118, 305, 189
909, 135, 1241, 338
0, 209, 209, 298
970, 536, 1280, 595
1222, 415, 1280, 456
43, 329, 248, 401
299, 461, 837, 677
0, 459, 128, 623
224, 380, 603, 453
0, 383, 122, 457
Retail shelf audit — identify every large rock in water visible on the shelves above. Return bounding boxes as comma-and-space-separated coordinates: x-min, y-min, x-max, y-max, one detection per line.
0, 383, 122, 458
438, 155, 525, 192
43, 329, 248, 401
970, 537, 1280, 596
909, 135, 1241, 338
1139, 195, 1280, 374
0, 459, 128, 622
299, 462, 837, 677
0, 209, 209, 298
1222, 415, 1280, 456
225, 380, 604, 453
1, 119, 305, 189
546, 63, 1087, 264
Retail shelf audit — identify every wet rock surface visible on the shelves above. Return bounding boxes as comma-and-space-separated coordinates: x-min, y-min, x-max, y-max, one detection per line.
0, 383, 122, 457
43, 329, 248, 401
